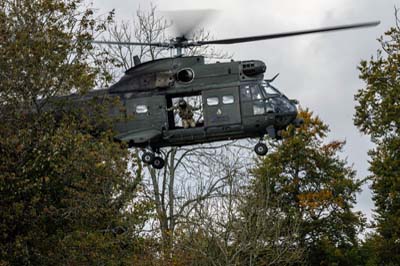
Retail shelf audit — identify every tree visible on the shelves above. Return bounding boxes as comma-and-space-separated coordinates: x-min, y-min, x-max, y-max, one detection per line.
354, 8, 400, 266
103, 3, 170, 80
235, 170, 304, 265
0, 1, 150, 265
169, 147, 247, 265
252, 109, 365, 265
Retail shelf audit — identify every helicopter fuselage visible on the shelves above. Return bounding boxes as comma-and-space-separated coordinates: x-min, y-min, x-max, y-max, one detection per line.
62, 19, 379, 168
102, 56, 300, 150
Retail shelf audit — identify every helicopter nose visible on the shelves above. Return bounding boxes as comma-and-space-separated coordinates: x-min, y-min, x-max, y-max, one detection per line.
269, 97, 297, 113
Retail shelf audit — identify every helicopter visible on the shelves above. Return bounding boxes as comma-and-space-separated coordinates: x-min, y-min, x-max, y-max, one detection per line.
81, 18, 379, 169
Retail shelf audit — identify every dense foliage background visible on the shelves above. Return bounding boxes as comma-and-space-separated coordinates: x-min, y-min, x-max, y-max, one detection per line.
0, 1, 398, 265
0, 1, 149, 265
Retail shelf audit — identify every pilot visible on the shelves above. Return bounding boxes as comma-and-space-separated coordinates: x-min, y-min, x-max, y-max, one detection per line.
167, 99, 198, 128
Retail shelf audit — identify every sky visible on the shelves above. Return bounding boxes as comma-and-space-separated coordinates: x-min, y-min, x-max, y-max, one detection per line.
93, 0, 399, 223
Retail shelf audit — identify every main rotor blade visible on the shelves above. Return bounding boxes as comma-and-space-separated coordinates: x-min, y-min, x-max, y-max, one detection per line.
90, 40, 171, 47
198, 21, 380, 45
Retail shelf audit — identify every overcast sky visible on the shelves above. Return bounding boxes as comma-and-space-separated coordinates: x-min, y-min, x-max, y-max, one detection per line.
94, 0, 399, 222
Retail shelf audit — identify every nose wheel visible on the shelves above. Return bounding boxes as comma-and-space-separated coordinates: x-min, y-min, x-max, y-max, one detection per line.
141, 150, 165, 169
254, 142, 268, 156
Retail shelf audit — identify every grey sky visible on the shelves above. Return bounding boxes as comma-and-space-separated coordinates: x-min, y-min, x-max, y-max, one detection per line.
94, 0, 399, 222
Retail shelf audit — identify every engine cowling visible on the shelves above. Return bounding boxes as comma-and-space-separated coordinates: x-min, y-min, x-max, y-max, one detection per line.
176, 68, 195, 83
241, 60, 266, 76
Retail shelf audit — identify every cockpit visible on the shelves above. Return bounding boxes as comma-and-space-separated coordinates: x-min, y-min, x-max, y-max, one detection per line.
240, 81, 297, 114
260, 81, 282, 96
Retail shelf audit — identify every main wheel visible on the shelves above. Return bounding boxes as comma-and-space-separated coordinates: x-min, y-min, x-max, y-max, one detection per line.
152, 156, 165, 169
141, 152, 155, 164
254, 143, 268, 156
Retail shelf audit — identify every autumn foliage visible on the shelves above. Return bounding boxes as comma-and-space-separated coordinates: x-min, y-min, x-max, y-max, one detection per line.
252, 109, 365, 265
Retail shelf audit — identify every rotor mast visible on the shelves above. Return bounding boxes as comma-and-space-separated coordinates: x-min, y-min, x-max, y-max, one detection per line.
176, 47, 183, 56
173, 36, 188, 57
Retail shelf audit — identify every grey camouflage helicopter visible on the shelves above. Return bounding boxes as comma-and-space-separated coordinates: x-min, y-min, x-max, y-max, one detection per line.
85, 16, 379, 169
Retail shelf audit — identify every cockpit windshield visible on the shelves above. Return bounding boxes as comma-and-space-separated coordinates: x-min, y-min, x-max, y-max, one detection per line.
260, 81, 281, 96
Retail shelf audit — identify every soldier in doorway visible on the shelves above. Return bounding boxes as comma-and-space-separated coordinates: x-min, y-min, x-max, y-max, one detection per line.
167, 99, 199, 128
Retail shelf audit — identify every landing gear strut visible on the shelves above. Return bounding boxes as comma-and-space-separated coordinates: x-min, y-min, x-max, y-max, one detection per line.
254, 142, 268, 156
141, 149, 165, 169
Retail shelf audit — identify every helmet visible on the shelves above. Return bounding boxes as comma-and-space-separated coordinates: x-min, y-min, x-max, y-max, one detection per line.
178, 99, 187, 108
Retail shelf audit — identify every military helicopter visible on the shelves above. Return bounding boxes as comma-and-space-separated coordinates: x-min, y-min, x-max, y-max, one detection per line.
85, 17, 379, 169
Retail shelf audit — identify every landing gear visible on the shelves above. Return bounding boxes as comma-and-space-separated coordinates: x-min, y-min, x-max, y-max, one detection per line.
141, 149, 165, 169
152, 156, 165, 169
254, 142, 268, 156
141, 152, 155, 164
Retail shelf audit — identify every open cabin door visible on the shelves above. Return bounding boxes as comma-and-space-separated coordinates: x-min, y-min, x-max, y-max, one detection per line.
202, 87, 241, 127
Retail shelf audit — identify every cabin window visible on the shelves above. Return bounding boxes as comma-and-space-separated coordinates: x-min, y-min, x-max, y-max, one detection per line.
251, 85, 263, 100
253, 102, 265, 115
240, 86, 252, 101
222, 95, 234, 104
207, 97, 219, 106
136, 105, 148, 114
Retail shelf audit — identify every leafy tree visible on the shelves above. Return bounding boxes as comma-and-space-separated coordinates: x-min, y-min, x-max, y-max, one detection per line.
357, 234, 381, 266
252, 109, 365, 265
0, 0, 149, 265
354, 8, 400, 266
234, 173, 304, 266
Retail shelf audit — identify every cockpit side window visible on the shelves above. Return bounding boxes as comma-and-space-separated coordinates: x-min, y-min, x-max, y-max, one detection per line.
240, 85, 252, 101
251, 85, 263, 100
253, 102, 265, 115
